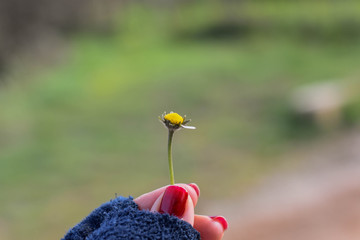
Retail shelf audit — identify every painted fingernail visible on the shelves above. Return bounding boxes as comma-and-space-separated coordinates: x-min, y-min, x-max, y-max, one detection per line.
211, 216, 228, 231
159, 186, 188, 218
187, 183, 200, 197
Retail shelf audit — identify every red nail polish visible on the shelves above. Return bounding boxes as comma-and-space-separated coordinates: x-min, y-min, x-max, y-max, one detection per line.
211, 216, 228, 230
188, 183, 200, 197
160, 186, 188, 218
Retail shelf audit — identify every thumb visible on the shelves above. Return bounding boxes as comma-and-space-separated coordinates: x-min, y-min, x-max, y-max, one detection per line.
150, 185, 195, 225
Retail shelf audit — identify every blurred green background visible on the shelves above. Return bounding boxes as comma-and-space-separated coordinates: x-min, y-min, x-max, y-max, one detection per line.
1, 0, 360, 239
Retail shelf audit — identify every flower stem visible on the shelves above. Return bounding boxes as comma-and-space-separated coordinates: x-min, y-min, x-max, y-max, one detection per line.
167, 130, 175, 185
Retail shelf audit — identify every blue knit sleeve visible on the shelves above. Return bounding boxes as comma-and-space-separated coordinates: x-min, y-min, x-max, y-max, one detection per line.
62, 196, 200, 240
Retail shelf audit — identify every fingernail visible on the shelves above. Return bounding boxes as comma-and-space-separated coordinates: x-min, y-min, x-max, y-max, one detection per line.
187, 183, 200, 197
211, 216, 228, 231
160, 186, 188, 218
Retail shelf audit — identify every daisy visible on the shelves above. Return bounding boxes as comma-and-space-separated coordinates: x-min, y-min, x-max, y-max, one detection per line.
159, 112, 195, 184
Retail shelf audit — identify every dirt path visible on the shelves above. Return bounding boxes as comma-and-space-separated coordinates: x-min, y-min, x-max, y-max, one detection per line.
206, 128, 360, 240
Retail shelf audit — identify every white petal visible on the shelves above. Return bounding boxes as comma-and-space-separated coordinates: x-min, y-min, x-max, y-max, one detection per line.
181, 125, 196, 129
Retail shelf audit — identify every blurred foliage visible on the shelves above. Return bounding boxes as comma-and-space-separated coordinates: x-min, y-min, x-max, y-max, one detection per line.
0, 0, 119, 74
1, 0, 360, 239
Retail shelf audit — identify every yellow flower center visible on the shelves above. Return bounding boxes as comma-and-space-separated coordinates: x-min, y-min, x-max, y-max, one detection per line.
164, 112, 184, 125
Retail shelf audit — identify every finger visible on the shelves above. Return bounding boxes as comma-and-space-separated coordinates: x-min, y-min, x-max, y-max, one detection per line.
134, 183, 200, 210
134, 186, 167, 210
181, 196, 195, 225
193, 215, 228, 240
186, 183, 200, 205
150, 185, 195, 225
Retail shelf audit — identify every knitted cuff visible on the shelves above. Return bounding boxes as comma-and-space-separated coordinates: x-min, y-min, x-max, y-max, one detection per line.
62, 196, 200, 240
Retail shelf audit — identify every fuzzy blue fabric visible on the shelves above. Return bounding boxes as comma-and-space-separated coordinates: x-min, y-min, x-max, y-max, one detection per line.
62, 196, 200, 240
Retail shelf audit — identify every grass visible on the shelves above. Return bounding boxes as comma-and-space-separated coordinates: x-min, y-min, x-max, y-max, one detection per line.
1, 1, 360, 239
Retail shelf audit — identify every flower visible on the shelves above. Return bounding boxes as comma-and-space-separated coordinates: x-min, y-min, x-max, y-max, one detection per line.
159, 111, 196, 185
159, 111, 196, 131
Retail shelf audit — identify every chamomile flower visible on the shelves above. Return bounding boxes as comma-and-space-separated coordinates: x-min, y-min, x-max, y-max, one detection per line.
159, 111, 195, 185
159, 112, 196, 131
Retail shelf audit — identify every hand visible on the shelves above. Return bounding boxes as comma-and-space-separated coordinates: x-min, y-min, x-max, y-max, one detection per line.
135, 183, 227, 240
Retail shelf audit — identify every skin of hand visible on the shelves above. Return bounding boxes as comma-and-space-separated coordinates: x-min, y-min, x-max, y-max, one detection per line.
134, 183, 227, 240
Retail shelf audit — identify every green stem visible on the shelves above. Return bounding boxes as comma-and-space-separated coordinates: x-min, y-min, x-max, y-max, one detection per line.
168, 130, 175, 185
